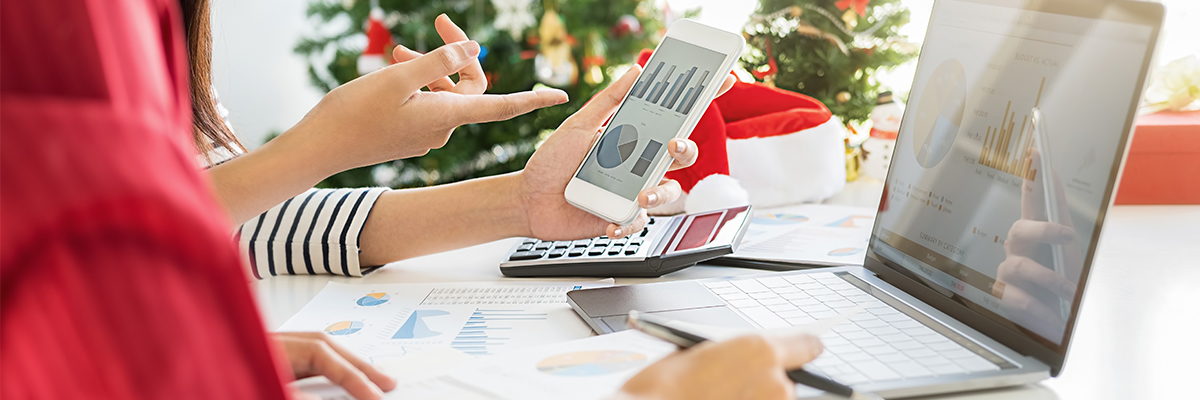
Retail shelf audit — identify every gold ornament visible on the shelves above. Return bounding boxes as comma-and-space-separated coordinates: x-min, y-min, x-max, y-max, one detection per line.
763, 74, 776, 88
582, 32, 606, 86
845, 138, 861, 182
836, 91, 852, 104
534, 9, 578, 87
842, 9, 859, 30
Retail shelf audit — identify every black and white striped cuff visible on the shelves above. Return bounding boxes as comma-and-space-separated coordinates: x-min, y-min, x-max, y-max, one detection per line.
237, 187, 386, 278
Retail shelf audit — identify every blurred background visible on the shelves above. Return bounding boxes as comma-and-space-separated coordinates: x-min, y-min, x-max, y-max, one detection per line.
210, 0, 1197, 189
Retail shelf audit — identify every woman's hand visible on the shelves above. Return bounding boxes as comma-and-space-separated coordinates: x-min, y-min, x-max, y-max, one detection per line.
515, 66, 736, 240
275, 332, 396, 400
614, 333, 823, 400
287, 15, 568, 173
211, 15, 567, 224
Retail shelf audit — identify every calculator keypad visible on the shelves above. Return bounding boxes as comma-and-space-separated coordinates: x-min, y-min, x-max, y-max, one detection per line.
508, 218, 658, 262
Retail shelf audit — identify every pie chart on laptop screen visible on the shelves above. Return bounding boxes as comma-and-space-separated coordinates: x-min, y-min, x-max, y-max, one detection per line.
596, 124, 639, 169
912, 59, 967, 169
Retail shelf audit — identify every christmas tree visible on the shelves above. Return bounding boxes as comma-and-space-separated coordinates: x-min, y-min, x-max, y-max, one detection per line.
295, 0, 672, 188
741, 0, 918, 124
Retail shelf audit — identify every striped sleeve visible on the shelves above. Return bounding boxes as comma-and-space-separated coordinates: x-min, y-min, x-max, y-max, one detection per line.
237, 187, 387, 278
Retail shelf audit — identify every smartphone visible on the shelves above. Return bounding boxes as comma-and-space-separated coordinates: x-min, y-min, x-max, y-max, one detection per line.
565, 19, 745, 225
1030, 107, 1071, 320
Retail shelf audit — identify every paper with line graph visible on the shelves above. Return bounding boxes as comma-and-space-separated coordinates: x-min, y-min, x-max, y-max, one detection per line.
277, 280, 612, 363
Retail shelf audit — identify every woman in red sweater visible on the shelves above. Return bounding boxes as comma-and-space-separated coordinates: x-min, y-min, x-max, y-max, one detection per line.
0, 1, 822, 399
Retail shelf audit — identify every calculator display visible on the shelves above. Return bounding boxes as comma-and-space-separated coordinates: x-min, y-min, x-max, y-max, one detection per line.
662, 206, 750, 255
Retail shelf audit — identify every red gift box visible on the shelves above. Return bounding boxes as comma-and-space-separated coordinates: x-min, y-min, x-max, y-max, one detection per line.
1115, 110, 1200, 204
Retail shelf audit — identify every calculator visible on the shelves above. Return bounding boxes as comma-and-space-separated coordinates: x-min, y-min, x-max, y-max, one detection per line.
500, 205, 753, 277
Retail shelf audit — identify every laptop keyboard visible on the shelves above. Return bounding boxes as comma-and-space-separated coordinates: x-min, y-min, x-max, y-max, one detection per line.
703, 272, 1001, 385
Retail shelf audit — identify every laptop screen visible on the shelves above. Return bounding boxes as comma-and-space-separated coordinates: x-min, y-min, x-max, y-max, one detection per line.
868, 0, 1157, 351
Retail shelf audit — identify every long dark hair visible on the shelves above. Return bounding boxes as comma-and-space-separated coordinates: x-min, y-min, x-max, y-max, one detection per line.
178, 0, 245, 161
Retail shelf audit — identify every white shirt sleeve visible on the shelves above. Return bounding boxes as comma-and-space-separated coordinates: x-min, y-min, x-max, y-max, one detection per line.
236, 187, 387, 278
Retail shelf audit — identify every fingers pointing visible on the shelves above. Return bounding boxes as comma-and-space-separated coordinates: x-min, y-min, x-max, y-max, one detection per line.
391, 45, 457, 91
434, 14, 487, 94
448, 89, 569, 125
390, 41, 482, 94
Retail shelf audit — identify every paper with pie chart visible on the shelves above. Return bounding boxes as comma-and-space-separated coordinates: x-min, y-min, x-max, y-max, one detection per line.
439, 330, 677, 400
729, 204, 876, 267
276, 280, 611, 362
300, 312, 865, 400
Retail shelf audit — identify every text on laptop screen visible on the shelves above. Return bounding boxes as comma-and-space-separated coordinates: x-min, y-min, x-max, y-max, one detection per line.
870, 0, 1153, 346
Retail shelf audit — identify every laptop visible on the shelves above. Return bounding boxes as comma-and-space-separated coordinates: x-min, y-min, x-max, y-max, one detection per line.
566, 0, 1163, 397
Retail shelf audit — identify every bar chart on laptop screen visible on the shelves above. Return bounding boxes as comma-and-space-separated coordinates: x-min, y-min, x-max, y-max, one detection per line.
629, 61, 711, 115
977, 77, 1046, 181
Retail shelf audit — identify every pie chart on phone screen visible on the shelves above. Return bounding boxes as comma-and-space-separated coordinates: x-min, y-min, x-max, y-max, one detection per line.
596, 124, 639, 169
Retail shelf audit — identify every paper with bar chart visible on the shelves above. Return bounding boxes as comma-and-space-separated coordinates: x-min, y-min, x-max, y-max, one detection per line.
277, 280, 611, 362
576, 37, 727, 200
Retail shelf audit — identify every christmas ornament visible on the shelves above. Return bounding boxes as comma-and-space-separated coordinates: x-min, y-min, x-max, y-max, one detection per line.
835, 0, 870, 17
862, 91, 903, 180
491, 0, 536, 39
582, 32, 607, 86
842, 9, 859, 29
845, 138, 862, 182
612, 14, 642, 37
750, 41, 779, 88
357, 5, 396, 75
836, 91, 852, 104
534, 9, 578, 87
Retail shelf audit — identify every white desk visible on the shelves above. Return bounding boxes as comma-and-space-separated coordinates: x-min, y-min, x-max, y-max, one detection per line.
256, 180, 1200, 399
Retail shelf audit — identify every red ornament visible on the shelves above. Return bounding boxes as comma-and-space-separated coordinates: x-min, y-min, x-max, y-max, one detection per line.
750, 41, 778, 81
835, 0, 871, 17
357, 8, 396, 75
582, 55, 607, 69
612, 15, 642, 37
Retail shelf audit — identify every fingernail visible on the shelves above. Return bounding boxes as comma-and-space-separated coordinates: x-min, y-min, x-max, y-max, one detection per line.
1060, 227, 1075, 242
548, 89, 569, 104
613, 228, 623, 237
463, 41, 481, 57
646, 193, 658, 205
675, 140, 688, 154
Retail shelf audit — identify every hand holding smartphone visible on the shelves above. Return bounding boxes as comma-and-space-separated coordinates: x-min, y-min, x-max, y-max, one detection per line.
565, 20, 745, 225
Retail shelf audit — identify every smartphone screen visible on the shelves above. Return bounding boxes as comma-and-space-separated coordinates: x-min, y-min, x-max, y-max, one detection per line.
574, 37, 727, 200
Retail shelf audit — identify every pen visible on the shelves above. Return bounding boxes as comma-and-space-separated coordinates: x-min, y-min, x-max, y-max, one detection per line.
627, 310, 884, 400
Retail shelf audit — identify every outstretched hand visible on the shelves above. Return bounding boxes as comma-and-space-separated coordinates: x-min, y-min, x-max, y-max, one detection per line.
516, 66, 737, 240
290, 14, 568, 172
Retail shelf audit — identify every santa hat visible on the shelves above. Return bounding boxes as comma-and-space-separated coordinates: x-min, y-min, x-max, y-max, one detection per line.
357, 7, 396, 75
632, 50, 846, 214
